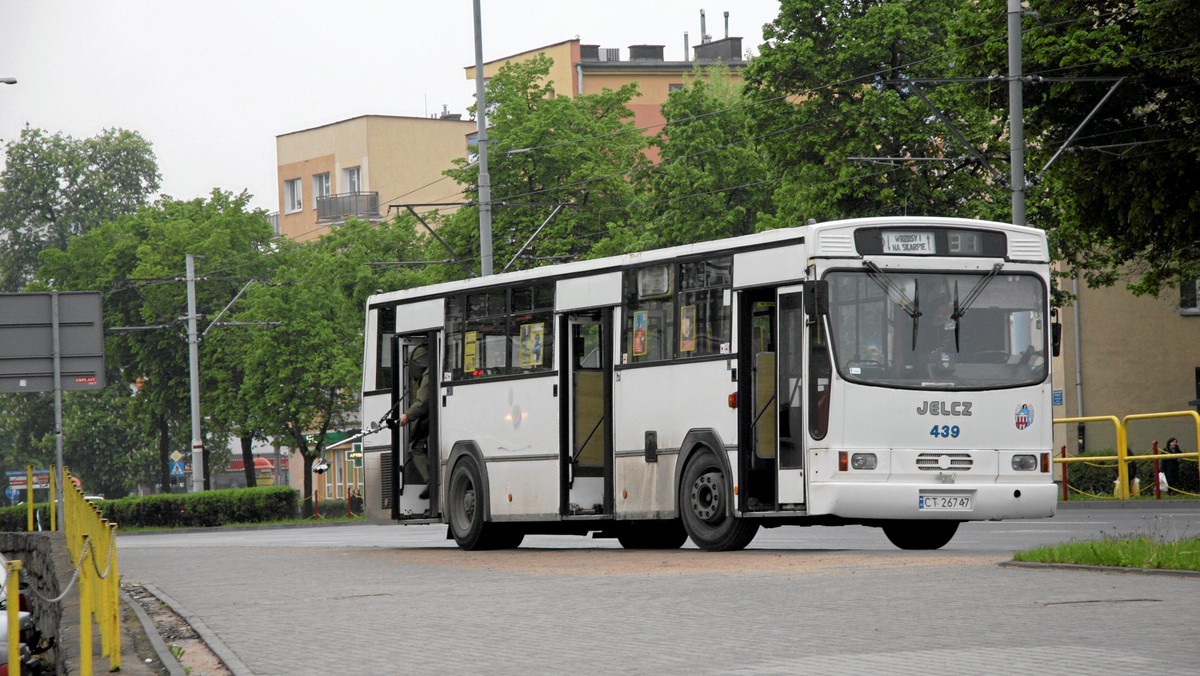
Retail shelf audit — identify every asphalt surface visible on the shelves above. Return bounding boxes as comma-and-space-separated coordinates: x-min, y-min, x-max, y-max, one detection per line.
118, 503, 1200, 675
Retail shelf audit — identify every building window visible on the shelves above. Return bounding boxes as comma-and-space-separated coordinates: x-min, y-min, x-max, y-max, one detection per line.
312, 172, 331, 209
284, 178, 302, 214
1182, 276, 1200, 316
668, 83, 684, 93
343, 166, 361, 193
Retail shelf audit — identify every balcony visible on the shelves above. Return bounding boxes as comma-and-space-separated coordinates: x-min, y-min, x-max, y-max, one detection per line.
317, 191, 381, 223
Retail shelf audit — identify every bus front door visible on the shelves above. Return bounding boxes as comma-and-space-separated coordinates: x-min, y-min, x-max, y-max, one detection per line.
776, 289, 807, 506
561, 311, 612, 516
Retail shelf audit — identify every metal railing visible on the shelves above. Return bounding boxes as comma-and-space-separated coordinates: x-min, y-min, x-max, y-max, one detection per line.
1054, 410, 1200, 500
316, 191, 380, 222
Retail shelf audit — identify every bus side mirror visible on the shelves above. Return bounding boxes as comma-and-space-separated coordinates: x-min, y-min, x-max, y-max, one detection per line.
1051, 321, 1062, 357
803, 280, 829, 316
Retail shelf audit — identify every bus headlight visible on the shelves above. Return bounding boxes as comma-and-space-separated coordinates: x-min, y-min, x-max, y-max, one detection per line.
1012, 454, 1038, 471
850, 453, 877, 470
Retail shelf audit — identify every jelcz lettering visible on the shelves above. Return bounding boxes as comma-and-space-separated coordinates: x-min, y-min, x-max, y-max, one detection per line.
916, 401, 972, 416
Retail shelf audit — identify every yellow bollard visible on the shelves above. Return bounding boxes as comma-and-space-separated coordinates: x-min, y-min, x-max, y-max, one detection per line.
6, 559, 22, 676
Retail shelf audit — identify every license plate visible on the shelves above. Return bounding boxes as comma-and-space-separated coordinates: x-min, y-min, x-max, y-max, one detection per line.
918, 494, 972, 510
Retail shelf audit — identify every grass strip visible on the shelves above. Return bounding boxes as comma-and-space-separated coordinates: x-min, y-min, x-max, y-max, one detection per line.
1014, 535, 1200, 571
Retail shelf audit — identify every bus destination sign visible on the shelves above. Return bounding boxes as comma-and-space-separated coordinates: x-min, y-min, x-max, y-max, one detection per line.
882, 231, 936, 255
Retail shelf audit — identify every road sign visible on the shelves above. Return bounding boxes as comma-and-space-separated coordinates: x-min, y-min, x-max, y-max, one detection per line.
170, 461, 186, 477
5, 486, 17, 500
170, 450, 183, 462
0, 292, 105, 393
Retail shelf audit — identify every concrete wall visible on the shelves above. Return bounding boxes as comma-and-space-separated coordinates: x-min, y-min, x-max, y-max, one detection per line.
0, 531, 79, 675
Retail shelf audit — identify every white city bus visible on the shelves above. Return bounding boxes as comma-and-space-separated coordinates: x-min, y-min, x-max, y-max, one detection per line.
360, 216, 1057, 550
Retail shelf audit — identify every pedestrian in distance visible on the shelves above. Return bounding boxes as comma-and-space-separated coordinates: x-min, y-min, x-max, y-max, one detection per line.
1162, 437, 1182, 495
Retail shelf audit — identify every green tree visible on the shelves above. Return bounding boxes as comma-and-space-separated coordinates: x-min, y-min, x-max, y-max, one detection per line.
634, 65, 775, 249
0, 126, 160, 292
744, 0, 1013, 229
436, 53, 649, 279
961, 0, 1200, 295
235, 216, 430, 501
36, 190, 275, 491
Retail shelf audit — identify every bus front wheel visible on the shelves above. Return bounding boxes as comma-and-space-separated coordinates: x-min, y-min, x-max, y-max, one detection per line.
679, 449, 759, 551
447, 458, 523, 550
882, 520, 959, 550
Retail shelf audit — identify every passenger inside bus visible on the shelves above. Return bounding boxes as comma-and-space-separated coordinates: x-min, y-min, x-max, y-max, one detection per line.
396, 341, 432, 499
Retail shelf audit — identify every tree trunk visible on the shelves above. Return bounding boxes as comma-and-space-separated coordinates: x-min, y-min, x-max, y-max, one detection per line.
241, 435, 257, 488
157, 416, 170, 493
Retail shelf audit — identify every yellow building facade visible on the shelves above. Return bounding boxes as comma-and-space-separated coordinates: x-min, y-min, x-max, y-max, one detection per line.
275, 114, 475, 242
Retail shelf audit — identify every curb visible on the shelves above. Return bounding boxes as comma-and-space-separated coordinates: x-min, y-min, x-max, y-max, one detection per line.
1056, 499, 1200, 510
1000, 560, 1200, 578
140, 583, 254, 676
122, 589, 187, 676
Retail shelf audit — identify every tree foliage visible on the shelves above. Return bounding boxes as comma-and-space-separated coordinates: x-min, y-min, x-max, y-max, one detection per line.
744, 0, 1013, 230
35, 190, 275, 491
0, 126, 160, 292
436, 54, 650, 279
233, 216, 432, 499
633, 65, 775, 250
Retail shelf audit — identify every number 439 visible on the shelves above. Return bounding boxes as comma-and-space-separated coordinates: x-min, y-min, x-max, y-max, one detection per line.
930, 425, 960, 438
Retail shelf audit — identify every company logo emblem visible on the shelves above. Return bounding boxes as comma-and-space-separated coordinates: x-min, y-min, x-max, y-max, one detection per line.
1014, 403, 1034, 430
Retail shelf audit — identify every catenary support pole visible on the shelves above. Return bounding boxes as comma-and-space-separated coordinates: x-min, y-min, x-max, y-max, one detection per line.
187, 254, 205, 491
1007, 0, 1025, 226
473, 0, 494, 276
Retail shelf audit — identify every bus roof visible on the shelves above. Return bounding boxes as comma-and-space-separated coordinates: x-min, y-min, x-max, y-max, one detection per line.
367, 216, 1043, 306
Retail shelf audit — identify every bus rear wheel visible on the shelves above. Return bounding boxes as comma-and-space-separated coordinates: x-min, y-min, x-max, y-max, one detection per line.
447, 458, 522, 550
882, 520, 959, 550
679, 449, 759, 551
616, 520, 688, 549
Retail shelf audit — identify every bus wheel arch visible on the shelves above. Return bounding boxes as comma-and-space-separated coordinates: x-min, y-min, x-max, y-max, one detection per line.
676, 436, 759, 551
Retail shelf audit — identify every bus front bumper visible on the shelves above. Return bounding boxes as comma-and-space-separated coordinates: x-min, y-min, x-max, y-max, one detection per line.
807, 481, 1058, 521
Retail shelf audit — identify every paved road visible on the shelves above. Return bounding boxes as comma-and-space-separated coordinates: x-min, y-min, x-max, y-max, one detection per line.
119, 504, 1200, 675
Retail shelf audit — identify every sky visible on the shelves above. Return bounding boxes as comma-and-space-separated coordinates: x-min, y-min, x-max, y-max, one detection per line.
0, 1, 781, 214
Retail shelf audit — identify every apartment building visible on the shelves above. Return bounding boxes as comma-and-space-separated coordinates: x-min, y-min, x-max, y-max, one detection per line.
275, 113, 475, 242
466, 35, 746, 160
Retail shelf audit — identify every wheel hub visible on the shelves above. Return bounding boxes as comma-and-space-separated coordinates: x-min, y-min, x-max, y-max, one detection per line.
690, 471, 723, 522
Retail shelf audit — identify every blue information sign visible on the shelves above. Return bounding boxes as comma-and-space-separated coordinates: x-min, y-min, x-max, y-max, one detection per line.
1052, 390, 1064, 406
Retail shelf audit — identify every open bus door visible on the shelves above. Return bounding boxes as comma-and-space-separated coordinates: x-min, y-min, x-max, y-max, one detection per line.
738, 286, 808, 512
390, 331, 440, 520
560, 310, 613, 517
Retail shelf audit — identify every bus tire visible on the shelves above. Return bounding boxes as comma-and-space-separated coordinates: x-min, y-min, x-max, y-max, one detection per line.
616, 520, 688, 550
447, 458, 494, 550
679, 449, 759, 551
882, 520, 959, 550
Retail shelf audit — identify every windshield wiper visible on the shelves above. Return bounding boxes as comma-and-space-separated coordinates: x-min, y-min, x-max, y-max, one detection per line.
951, 263, 1004, 351
865, 262, 921, 349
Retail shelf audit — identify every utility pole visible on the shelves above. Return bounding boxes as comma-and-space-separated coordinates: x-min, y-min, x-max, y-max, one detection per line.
473, 0, 494, 276
186, 254, 205, 491
1007, 0, 1026, 226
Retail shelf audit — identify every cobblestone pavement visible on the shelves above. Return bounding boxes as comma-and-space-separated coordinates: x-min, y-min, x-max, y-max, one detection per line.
118, 516, 1200, 676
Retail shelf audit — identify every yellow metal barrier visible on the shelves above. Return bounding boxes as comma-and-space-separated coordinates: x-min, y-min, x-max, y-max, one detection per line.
1053, 411, 1200, 500
62, 468, 121, 674
7, 558, 23, 675
1123, 410, 1200, 494
1052, 415, 1129, 498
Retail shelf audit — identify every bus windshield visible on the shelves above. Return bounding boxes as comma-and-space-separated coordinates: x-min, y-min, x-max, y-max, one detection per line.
826, 269, 1047, 390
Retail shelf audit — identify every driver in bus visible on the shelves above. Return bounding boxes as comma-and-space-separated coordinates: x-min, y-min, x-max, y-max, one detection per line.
396, 342, 432, 499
